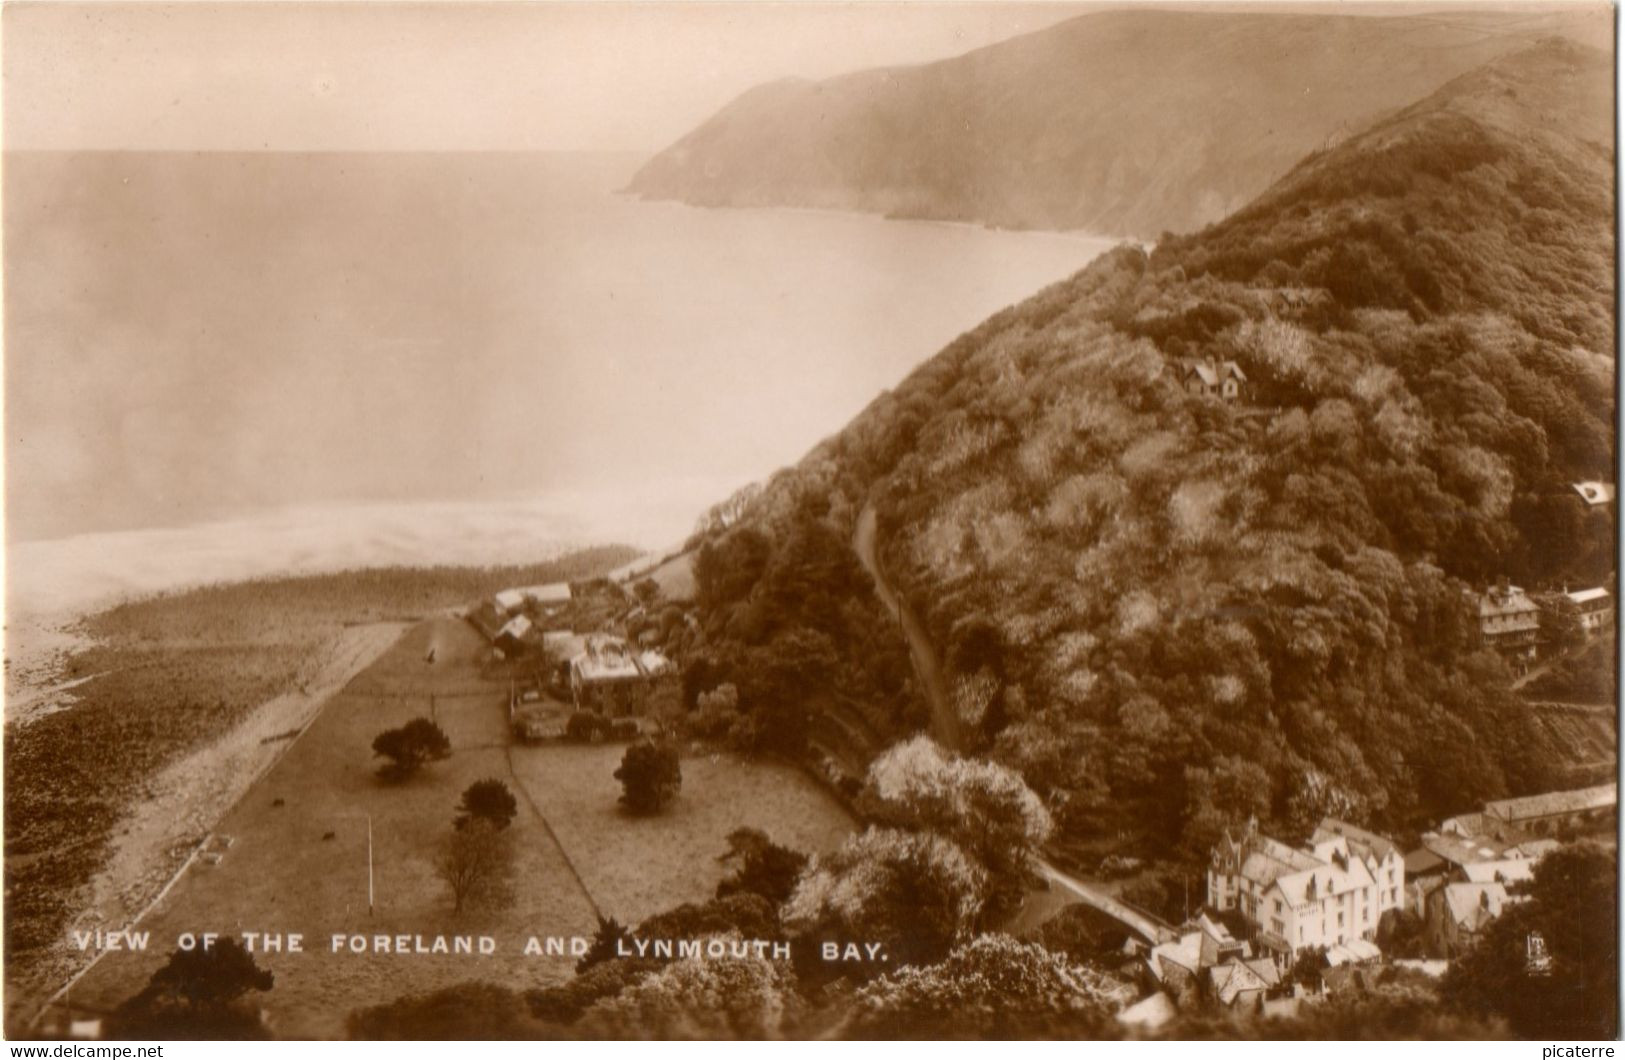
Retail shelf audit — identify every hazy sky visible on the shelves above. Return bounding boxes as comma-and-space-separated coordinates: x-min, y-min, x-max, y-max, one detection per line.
9, 1, 1588, 153
3, 2, 1108, 152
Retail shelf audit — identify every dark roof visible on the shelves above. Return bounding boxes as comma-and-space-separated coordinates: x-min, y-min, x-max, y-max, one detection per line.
1314, 818, 1398, 862
1182, 360, 1247, 386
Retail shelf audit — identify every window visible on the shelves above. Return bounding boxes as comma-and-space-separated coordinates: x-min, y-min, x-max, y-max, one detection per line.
1337, 912, 1345, 928
1274, 899, 1283, 914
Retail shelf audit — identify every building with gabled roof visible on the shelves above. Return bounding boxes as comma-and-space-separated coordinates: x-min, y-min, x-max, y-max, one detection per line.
1427, 881, 1521, 957
1564, 586, 1613, 633
1208, 817, 1401, 962
567, 634, 676, 717
1458, 859, 1535, 886
1474, 580, 1541, 663
1310, 818, 1405, 918
1420, 830, 1520, 871
1205, 956, 1282, 1008
1181, 358, 1248, 402
1483, 782, 1616, 836
494, 613, 534, 656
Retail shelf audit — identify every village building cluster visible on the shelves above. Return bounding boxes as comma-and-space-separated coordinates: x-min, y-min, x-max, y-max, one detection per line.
1470, 482, 1614, 670
1407, 783, 1617, 957
464, 566, 682, 742
1124, 781, 1616, 1029
1473, 577, 1613, 669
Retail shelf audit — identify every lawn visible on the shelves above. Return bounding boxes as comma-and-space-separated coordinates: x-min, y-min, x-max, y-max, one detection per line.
507, 741, 854, 926
62, 614, 856, 1038
641, 551, 696, 603
64, 618, 598, 1039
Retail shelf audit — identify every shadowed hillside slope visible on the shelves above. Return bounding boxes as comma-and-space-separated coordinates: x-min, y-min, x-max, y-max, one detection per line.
677, 39, 1615, 860
627, 7, 1611, 237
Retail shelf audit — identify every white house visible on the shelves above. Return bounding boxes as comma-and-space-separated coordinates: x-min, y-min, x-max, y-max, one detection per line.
1310, 819, 1406, 918
1564, 587, 1613, 634
1209, 818, 1404, 964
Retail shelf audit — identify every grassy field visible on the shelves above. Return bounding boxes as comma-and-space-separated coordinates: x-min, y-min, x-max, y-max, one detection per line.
55, 612, 854, 1038
4, 549, 635, 1024
62, 618, 598, 1038
508, 742, 854, 926
640, 551, 697, 603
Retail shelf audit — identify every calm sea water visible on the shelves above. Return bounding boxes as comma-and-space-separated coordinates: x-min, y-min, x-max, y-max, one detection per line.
5, 151, 1114, 614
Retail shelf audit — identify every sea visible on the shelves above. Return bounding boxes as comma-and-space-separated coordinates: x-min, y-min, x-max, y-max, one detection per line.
4, 151, 1115, 621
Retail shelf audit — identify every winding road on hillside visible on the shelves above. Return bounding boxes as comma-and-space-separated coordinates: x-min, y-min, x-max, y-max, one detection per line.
852, 502, 1176, 945
853, 504, 960, 750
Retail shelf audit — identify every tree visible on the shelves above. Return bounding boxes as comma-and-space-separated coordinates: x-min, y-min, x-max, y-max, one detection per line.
784, 826, 986, 976
372, 717, 451, 781
849, 935, 1122, 1038
435, 818, 515, 914
694, 527, 772, 608
574, 950, 803, 1039
690, 682, 744, 741
1538, 602, 1585, 656
637, 894, 780, 948
633, 577, 661, 607
577, 914, 633, 973
1377, 908, 1427, 959
734, 629, 840, 755
109, 937, 273, 1039
529, 958, 657, 1026
614, 740, 682, 814
1178, 755, 1273, 862
1241, 969, 1508, 1039
860, 737, 1051, 915
456, 778, 518, 831
716, 828, 808, 907
1290, 946, 1329, 991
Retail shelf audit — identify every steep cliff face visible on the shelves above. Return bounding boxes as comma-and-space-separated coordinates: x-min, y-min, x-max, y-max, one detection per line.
681, 40, 1616, 856
627, 8, 1610, 238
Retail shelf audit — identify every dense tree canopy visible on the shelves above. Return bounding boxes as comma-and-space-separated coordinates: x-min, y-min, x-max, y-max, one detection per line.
849, 934, 1125, 1038
687, 40, 1614, 857
783, 826, 987, 973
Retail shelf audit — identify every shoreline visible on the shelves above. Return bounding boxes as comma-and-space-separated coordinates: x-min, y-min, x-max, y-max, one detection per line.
617, 184, 1130, 248
16, 620, 409, 1028
3, 544, 642, 1027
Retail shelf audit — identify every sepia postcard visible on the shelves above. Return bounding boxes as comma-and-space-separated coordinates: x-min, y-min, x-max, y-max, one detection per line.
2, 0, 1618, 1043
